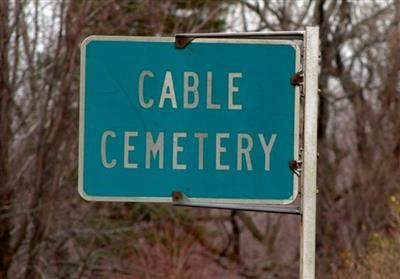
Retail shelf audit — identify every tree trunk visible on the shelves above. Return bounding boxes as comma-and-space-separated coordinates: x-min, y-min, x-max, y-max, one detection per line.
0, 0, 12, 277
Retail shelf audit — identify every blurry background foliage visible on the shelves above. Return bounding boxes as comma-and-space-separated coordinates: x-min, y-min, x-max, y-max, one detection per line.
0, 0, 399, 278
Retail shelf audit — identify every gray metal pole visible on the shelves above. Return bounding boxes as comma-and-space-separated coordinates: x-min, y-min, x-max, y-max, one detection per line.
300, 26, 319, 279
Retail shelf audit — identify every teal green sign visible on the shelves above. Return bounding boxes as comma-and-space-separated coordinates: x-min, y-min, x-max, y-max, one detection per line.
79, 36, 300, 204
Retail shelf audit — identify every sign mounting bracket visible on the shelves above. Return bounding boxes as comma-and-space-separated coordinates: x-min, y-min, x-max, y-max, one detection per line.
171, 30, 307, 216
175, 31, 305, 49
172, 192, 301, 215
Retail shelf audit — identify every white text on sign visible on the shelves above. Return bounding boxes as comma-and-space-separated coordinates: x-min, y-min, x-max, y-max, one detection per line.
101, 131, 277, 171
99, 70, 278, 172
138, 70, 243, 110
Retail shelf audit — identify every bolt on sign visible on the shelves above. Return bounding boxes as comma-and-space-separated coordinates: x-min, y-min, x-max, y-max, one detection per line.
79, 36, 300, 204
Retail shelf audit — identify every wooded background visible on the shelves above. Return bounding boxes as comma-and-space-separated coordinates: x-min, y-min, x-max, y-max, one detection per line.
1, 0, 399, 278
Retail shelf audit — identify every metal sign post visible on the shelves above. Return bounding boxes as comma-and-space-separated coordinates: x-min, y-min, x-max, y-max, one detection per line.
174, 27, 320, 278
300, 26, 319, 279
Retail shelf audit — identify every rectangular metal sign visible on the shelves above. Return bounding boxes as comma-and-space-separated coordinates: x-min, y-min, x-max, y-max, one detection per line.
79, 36, 300, 204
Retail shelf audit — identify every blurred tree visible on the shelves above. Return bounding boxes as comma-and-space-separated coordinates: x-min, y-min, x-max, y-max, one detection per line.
0, 0, 232, 278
